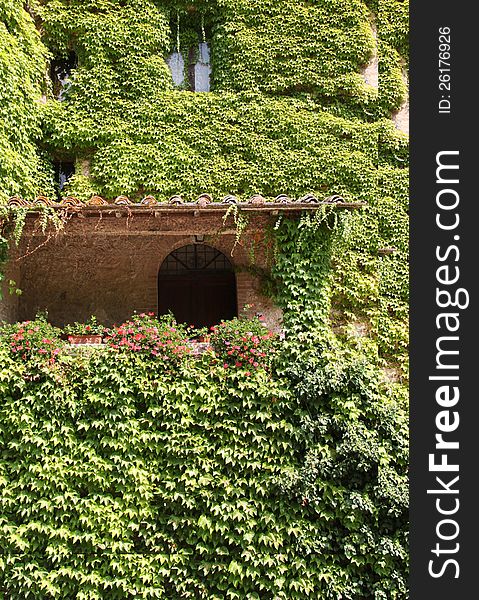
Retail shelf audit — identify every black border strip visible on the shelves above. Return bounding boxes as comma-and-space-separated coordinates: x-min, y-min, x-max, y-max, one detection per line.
410, 2, 476, 597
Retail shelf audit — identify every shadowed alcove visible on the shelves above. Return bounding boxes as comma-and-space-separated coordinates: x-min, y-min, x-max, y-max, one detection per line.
158, 243, 237, 328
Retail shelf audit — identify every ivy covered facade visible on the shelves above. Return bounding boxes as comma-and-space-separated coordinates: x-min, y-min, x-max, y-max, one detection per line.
0, 1, 409, 597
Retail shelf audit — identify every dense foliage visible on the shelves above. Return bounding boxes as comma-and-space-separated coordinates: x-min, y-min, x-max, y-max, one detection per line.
0, 0, 409, 597
284, 347, 408, 599
0, 0, 52, 203
0, 0, 408, 201
0, 314, 408, 598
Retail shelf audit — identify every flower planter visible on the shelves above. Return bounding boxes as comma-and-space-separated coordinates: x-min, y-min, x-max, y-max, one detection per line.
67, 334, 103, 345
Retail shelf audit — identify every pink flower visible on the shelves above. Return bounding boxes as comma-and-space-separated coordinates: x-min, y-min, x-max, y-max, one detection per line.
245, 371, 251, 376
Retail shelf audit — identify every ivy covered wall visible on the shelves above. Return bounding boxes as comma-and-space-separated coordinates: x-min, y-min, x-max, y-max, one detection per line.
0, 0, 51, 202
1, 0, 409, 373
0, 315, 408, 598
0, 2, 409, 596
1, 0, 408, 201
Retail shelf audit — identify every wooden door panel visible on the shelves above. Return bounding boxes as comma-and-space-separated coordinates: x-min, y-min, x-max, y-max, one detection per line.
196, 275, 237, 327
158, 277, 192, 325
158, 272, 237, 328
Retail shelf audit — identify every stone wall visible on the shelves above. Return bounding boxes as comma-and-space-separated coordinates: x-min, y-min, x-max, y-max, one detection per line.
12, 210, 283, 330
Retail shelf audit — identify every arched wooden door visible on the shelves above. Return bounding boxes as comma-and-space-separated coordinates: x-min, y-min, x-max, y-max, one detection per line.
158, 244, 237, 328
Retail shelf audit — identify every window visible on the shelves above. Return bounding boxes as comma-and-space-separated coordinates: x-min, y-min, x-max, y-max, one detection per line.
158, 244, 237, 327
50, 52, 77, 100
166, 12, 211, 92
190, 42, 211, 92
53, 161, 75, 197
167, 42, 211, 92
167, 51, 185, 87
160, 244, 231, 273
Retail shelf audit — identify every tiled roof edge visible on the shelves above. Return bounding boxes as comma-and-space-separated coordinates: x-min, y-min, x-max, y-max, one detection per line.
4, 193, 355, 208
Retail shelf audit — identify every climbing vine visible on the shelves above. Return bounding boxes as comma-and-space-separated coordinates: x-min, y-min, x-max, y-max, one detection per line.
1, 0, 409, 372
1, 0, 407, 200
0, 0, 54, 204
0, 312, 408, 598
0, 1, 409, 597
0, 0, 409, 381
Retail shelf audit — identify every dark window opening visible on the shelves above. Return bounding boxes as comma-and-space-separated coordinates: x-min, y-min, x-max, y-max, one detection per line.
53, 161, 75, 198
50, 52, 77, 100
158, 244, 237, 328
167, 12, 211, 92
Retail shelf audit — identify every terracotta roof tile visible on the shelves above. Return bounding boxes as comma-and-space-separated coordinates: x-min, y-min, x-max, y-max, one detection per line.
3, 193, 364, 210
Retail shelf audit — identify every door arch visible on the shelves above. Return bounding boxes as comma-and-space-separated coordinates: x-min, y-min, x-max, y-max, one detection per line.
158, 244, 237, 327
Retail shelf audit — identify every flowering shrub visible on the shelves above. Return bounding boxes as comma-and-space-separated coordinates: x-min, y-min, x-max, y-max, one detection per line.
0, 314, 280, 373
63, 315, 105, 336
1, 315, 64, 365
104, 313, 192, 363
209, 316, 279, 371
